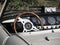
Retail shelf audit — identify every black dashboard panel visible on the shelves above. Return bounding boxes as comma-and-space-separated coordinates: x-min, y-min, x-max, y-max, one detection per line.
2, 10, 60, 26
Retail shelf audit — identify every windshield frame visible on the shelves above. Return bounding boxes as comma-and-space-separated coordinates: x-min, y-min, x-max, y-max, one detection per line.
0, 0, 7, 18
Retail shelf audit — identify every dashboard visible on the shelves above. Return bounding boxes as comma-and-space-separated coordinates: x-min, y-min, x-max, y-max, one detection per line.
1, 11, 60, 33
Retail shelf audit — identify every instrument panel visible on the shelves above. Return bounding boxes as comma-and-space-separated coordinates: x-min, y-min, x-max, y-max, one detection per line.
29, 15, 60, 26
2, 13, 60, 26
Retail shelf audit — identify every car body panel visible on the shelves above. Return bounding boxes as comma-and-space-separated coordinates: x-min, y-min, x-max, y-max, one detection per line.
17, 29, 60, 45
0, 0, 60, 45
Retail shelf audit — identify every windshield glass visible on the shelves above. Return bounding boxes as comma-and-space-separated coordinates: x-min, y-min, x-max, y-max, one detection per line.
6, 0, 60, 11
0, 0, 60, 11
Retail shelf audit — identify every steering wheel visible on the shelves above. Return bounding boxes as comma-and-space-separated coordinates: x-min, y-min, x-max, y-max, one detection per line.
14, 12, 43, 33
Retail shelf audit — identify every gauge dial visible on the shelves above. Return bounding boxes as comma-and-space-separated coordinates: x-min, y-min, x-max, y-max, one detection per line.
56, 16, 60, 21
41, 17, 46, 25
31, 17, 37, 22
31, 17, 40, 25
48, 16, 56, 25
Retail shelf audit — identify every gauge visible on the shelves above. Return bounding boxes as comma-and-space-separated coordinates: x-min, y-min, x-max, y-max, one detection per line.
48, 16, 56, 25
41, 17, 46, 25
31, 17, 40, 25
31, 17, 37, 23
56, 16, 60, 21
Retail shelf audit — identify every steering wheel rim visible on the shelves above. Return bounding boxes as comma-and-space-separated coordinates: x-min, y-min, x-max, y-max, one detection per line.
14, 12, 43, 33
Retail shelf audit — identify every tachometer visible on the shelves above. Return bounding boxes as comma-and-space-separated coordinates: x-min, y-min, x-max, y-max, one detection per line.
31, 17, 46, 25
31, 17, 37, 23
56, 16, 60, 21
31, 17, 40, 25
41, 17, 46, 25
48, 16, 56, 25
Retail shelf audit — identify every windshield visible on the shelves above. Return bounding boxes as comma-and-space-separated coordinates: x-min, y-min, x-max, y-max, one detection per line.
5, 0, 60, 11
0, 0, 59, 11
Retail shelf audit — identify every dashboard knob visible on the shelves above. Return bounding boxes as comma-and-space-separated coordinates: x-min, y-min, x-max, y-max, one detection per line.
46, 27, 48, 29
59, 26, 60, 28
51, 27, 53, 29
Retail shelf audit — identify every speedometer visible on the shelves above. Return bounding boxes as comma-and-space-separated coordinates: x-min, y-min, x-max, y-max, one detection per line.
41, 17, 46, 25
56, 16, 60, 21
48, 16, 56, 25
31, 17, 46, 25
31, 17, 39, 25
31, 17, 37, 23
